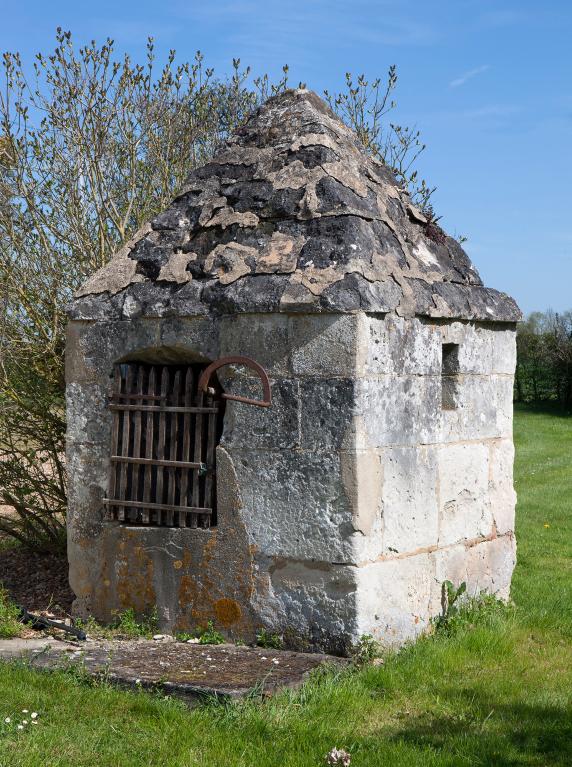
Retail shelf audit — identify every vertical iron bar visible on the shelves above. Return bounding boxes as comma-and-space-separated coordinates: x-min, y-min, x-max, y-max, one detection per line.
178, 367, 194, 528
202, 397, 217, 529
166, 369, 181, 526
129, 365, 144, 523
142, 366, 156, 525
155, 367, 169, 526
117, 365, 134, 522
191, 388, 204, 529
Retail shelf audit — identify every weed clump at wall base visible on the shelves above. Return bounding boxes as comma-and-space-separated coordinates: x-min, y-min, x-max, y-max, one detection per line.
111, 608, 159, 639
197, 622, 225, 645
256, 628, 283, 650
432, 583, 513, 638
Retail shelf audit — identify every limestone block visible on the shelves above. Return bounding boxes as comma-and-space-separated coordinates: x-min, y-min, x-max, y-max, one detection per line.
489, 439, 517, 534
221, 377, 300, 450
68, 537, 104, 612
432, 534, 516, 602
355, 554, 434, 646
289, 314, 359, 377
66, 441, 108, 541
461, 325, 493, 375
65, 319, 161, 384
159, 316, 219, 362
495, 375, 516, 436
264, 559, 360, 653
219, 313, 290, 376
228, 448, 357, 563
361, 314, 390, 375
381, 445, 439, 554
441, 322, 492, 375
438, 320, 466, 347
357, 375, 441, 447
364, 316, 440, 376
440, 375, 514, 443
99, 318, 163, 365
89, 520, 261, 637
466, 534, 516, 600
299, 378, 356, 450
70, 446, 262, 637
491, 327, 517, 375
340, 449, 383, 560
65, 322, 96, 385
66, 383, 111, 446
438, 442, 492, 545
391, 318, 440, 376
437, 322, 516, 377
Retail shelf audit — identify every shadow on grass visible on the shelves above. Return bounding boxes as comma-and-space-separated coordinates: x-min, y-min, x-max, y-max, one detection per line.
514, 401, 572, 418
389, 690, 572, 766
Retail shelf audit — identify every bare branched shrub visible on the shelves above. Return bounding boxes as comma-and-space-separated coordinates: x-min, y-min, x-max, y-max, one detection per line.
0, 33, 262, 550
0, 31, 432, 551
324, 70, 435, 209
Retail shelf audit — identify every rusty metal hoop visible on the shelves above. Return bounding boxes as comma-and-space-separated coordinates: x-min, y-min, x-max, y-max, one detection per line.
198, 355, 272, 408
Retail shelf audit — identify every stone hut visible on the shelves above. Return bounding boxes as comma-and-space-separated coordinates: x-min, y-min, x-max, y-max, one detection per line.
66, 89, 520, 653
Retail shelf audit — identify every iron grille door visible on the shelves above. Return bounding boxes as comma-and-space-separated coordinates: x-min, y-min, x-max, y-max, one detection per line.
103, 362, 223, 528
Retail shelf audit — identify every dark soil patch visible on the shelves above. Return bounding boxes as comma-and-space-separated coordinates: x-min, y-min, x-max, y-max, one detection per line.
0, 543, 73, 615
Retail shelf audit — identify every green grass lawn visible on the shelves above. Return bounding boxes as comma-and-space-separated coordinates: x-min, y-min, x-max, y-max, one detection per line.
1, 406, 571, 767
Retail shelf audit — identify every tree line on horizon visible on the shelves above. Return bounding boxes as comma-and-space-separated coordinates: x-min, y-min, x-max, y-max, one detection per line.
515, 310, 572, 410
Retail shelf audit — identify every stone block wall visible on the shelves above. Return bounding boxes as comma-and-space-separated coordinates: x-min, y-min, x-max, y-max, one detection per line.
66, 307, 517, 652
353, 314, 517, 644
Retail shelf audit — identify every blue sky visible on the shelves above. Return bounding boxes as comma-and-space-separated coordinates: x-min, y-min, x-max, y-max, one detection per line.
1, 0, 570, 314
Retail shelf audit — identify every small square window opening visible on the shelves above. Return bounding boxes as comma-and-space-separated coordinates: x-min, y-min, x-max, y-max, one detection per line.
441, 343, 460, 410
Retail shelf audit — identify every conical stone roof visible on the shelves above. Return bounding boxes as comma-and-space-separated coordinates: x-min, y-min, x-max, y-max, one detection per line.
75, 89, 520, 322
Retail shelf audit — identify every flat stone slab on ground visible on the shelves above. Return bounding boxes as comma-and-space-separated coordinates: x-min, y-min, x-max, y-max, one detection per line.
0, 638, 346, 702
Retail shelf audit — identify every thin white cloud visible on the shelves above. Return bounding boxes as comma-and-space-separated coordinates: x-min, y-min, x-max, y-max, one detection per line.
449, 64, 490, 88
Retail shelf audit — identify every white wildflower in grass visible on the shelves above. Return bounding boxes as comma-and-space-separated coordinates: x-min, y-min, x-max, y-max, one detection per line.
22, 709, 28, 714
4, 717, 10, 724
22, 720, 28, 725
325, 747, 351, 766
17, 725, 24, 730
30, 713, 38, 720
31, 722, 38, 726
